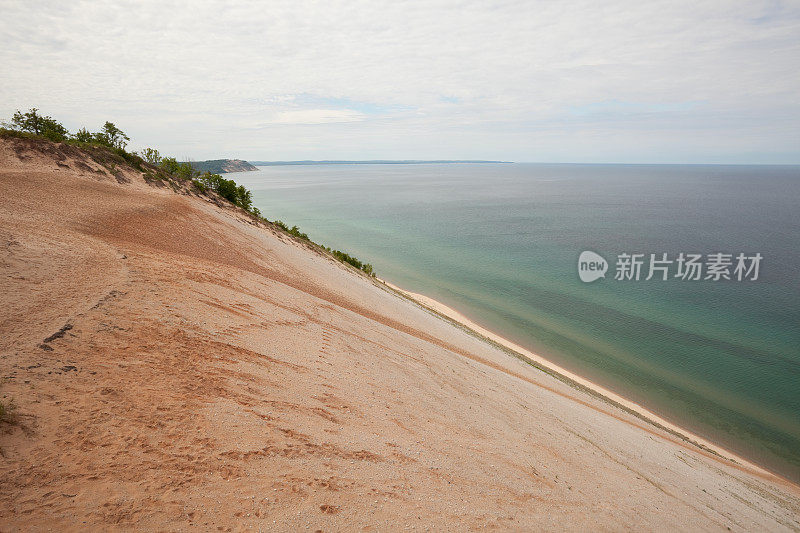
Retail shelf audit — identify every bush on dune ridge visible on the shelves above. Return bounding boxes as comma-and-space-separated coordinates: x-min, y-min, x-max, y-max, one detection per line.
326, 248, 374, 276
273, 220, 309, 240
1, 108, 377, 277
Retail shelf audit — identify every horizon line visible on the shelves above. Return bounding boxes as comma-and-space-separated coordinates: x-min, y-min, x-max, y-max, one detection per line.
244, 159, 800, 166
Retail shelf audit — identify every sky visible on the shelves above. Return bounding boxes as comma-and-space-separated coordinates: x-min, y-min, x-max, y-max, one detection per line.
1, 0, 799, 163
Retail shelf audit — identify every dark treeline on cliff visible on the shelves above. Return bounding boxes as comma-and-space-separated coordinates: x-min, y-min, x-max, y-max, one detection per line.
1, 108, 376, 277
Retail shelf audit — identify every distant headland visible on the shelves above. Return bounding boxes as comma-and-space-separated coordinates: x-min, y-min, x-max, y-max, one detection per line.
247, 160, 512, 166
187, 159, 258, 173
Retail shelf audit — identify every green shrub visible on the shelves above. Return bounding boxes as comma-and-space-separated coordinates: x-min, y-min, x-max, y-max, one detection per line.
215, 176, 239, 203
7, 108, 68, 141
160, 157, 181, 175
192, 172, 257, 212
271, 220, 308, 240
141, 147, 161, 165
331, 249, 363, 269
329, 249, 376, 276
236, 185, 252, 210
178, 162, 195, 181
157, 158, 196, 182
288, 225, 309, 240
93, 121, 130, 150
73, 127, 94, 143
116, 148, 144, 171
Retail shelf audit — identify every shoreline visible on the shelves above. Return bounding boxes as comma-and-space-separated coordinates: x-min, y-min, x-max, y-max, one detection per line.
378, 278, 794, 486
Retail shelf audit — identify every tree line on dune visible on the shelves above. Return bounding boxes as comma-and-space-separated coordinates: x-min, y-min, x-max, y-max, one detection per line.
1, 108, 376, 278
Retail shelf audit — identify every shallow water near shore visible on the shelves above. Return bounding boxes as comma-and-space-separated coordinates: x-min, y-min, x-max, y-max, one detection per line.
231, 162, 800, 482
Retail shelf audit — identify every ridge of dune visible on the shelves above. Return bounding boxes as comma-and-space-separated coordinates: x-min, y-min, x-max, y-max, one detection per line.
1, 136, 799, 531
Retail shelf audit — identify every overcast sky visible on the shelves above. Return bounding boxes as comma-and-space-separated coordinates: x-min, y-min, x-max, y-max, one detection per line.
2, 0, 799, 163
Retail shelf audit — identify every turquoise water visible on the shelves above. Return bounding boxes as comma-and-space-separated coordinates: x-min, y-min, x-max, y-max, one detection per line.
231, 163, 800, 482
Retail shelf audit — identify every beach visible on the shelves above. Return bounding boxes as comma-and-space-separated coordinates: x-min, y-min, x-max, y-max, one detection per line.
1, 136, 799, 530
381, 280, 776, 479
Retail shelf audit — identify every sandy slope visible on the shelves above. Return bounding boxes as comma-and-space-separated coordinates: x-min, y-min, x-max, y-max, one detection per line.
381, 282, 774, 475
0, 137, 798, 531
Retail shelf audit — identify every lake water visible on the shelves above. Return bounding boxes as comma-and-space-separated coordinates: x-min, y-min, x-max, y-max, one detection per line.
231, 163, 800, 482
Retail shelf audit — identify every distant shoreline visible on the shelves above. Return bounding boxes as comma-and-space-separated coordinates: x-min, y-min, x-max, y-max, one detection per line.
248, 160, 512, 166
245, 160, 800, 167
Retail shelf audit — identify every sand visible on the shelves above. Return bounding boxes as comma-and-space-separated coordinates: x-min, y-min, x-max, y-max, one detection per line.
381, 282, 773, 476
1, 136, 799, 531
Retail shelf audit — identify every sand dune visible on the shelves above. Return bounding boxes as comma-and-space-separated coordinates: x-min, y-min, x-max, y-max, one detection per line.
1, 136, 798, 531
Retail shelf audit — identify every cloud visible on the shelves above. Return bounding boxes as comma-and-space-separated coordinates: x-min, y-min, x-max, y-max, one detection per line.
0, 0, 798, 162
269, 109, 366, 125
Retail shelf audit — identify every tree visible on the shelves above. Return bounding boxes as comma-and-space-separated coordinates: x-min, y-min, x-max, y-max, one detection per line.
10, 108, 68, 141
175, 162, 195, 181
141, 147, 161, 165
72, 127, 94, 143
236, 185, 252, 210
160, 157, 181, 175
94, 121, 130, 149
216, 177, 238, 204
